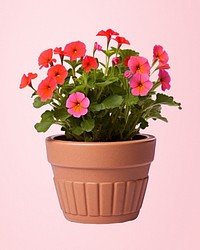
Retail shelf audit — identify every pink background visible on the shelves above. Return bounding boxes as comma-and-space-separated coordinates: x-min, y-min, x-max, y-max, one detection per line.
1, 0, 199, 249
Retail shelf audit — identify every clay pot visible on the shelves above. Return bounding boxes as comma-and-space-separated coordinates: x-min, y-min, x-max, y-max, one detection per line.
46, 134, 156, 224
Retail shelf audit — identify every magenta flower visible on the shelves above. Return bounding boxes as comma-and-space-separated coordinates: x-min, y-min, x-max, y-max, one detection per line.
158, 69, 171, 91
66, 92, 90, 118
94, 42, 102, 51
157, 62, 170, 70
130, 73, 153, 96
153, 45, 169, 64
112, 57, 120, 65
128, 56, 151, 75
124, 70, 132, 78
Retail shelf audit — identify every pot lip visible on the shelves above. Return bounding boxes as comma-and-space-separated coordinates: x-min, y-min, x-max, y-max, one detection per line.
46, 133, 156, 146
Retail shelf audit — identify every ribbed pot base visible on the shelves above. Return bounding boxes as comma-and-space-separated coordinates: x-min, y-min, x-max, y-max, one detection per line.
46, 134, 156, 224
64, 211, 139, 224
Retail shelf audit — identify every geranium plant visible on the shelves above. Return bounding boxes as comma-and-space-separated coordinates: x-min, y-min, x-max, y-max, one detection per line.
20, 29, 181, 142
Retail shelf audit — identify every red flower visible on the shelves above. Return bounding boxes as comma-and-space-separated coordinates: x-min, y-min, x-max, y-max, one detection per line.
54, 47, 65, 56
38, 49, 56, 69
82, 56, 98, 72
128, 56, 151, 75
54, 47, 65, 62
158, 69, 171, 91
64, 41, 86, 61
37, 76, 57, 101
124, 56, 131, 67
153, 45, 169, 64
113, 36, 130, 48
96, 29, 119, 42
20, 72, 37, 89
47, 64, 68, 85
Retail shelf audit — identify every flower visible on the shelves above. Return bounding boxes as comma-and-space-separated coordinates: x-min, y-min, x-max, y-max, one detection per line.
64, 41, 86, 61
124, 70, 132, 78
96, 29, 119, 43
93, 42, 102, 52
20, 72, 37, 89
47, 64, 68, 84
54, 47, 65, 62
112, 57, 120, 65
66, 92, 90, 118
124, 56, 131, 67
37, 76, 57, 101
82, 56, 98, 72
158, 69, 171, 91
153, 45, 169, 64
128, 56, 151, 75
38, 49, 56, 69
130, 73, 153, 96
113, 36, 130, 48
20, 29, 181, 142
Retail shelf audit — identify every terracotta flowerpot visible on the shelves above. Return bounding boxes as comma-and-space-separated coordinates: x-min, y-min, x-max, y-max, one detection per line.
46, 134, 156, 224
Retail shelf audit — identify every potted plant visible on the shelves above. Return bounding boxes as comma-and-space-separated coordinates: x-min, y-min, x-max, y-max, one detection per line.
20, 28, 181, 224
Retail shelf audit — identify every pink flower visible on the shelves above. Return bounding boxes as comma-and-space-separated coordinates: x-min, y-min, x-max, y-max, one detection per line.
157, 62, 170, 70
124, 70, 132, 78
47, 64, 68, 85
64, 41, 86, 61
82, 56, 98, 72
128, 56, 151, 75
38, 49, 56, 69
130, 73, 153, 96
93, 42, 102, 51
66, 92, 90, 118
20, 72, 37, 89
112, 57, 120, 65
158, 69, 171, 91
153, 45, 169, 64
37, 76, 57, 101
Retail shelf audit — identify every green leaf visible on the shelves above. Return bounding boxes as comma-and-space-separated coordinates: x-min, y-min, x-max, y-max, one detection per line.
118, 49, 139, 60
125, 95, 139, 106
90, 95, 124, 112
155, 93, 181, 108
72, 126, 84, 135
102, 49, 115, 57
34, 111, 54, 132
102, 95, 124, 109
70, 85, 86, 93
152, 114, 168, 122
95, 77, 118, 87
81, 119, 95, 132
144, 104, 168, 122
140, 118, 149, 129
89, 103, 105, 112
54, 108, 71, 120
33, 96, 51, 108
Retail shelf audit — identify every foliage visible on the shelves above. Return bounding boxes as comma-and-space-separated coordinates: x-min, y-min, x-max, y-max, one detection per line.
20, 29, 181, 141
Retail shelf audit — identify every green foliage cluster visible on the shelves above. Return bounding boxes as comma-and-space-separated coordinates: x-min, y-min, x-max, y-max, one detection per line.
33, 45, 181, 141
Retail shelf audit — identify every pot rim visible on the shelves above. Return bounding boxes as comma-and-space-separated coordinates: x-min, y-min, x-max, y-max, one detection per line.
46, 133, 156, 146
